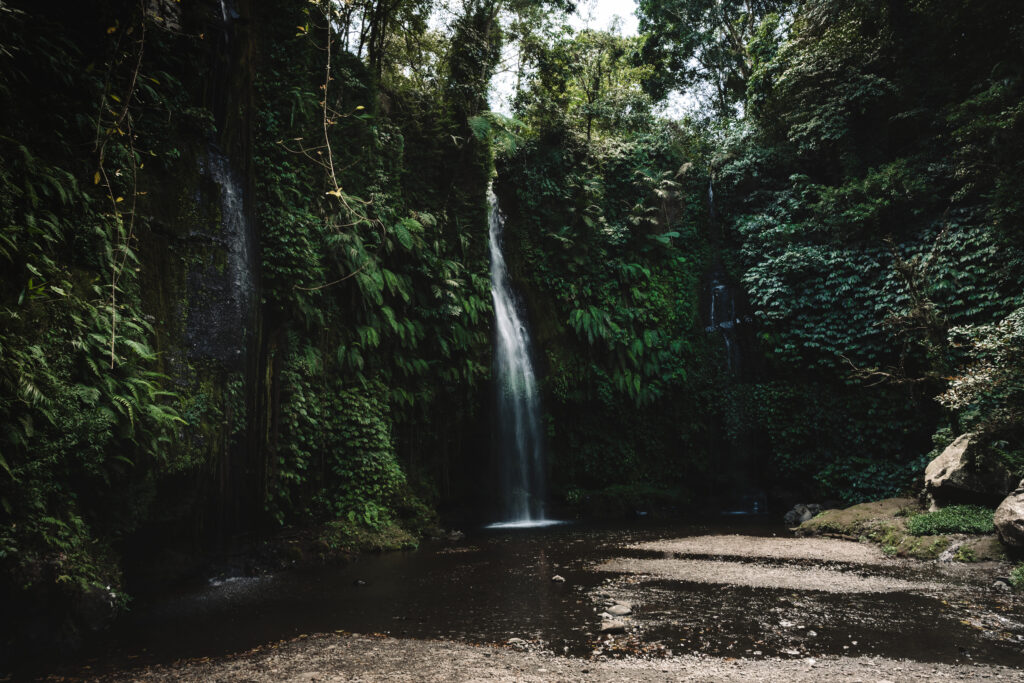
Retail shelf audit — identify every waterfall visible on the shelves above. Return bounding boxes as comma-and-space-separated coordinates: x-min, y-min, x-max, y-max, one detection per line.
703, 177, 764, 515
706, 274, 742, 373
707, 176, 715, 223
186, 148, 257, 367
208, 149, 256, 335
704, 177, 742, 373
487, 189, 549, 526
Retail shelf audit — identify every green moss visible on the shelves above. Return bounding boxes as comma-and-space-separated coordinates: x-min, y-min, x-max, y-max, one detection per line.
960, 536, 1008, 562
953, 545, 977, 562
319, 518, 418, 553
798, 498, 919, 538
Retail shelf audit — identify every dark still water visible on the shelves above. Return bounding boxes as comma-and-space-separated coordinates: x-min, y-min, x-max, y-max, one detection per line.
65, 519, 1024, 675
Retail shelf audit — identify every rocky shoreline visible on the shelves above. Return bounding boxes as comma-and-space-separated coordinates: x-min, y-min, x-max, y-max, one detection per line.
66, 632, 1023, 682
49, 521, 1024, 682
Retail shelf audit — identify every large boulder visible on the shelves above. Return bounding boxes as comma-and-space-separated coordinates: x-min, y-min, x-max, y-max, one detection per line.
994, 480, 1024, 547
924, 433, 1013, 510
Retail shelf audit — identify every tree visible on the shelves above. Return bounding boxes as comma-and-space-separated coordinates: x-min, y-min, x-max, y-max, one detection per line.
636, 0, 790, 114
514, 28, 654, 141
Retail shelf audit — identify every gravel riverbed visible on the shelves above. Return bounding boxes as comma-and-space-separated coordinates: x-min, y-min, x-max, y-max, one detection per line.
48, 527, 1024, 682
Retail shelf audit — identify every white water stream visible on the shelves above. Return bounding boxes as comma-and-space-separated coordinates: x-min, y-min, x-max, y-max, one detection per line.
487, 189, 548, 525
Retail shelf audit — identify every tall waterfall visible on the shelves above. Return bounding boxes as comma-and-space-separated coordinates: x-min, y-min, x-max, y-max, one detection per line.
488, 189, 548, 525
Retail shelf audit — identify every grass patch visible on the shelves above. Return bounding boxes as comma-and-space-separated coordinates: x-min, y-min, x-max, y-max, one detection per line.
906, 505, 995, 536
953, 545, 977, 562
1011, 564, 1024, 591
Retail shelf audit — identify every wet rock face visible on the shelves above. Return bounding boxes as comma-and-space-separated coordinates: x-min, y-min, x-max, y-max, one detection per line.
184, 149, 257, 370
994, 480, 1024, 547
924, 434, 1013, 509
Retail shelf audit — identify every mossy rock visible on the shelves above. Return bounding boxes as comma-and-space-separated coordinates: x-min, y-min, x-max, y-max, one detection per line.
797, 497, 951, 559
797, 497, 1013, 561
960, 536, 1009, 562
318, 519, 419, 554
886, 531, 951, 560
796, 497, 919, 539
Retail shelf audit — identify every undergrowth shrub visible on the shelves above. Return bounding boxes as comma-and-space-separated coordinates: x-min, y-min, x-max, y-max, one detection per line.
906, 505, 995, 536
1010, 564, 1024, 590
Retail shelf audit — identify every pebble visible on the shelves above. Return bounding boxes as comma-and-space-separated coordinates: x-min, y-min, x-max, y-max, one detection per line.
551, 575, 566, 583
600, 620, 627, 634
506, 637, 527, 650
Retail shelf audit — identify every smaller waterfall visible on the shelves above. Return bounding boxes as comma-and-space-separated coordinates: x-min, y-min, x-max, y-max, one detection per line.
706, 274, 742, 373
185, 149, 256, 369
488, 189, 551, 526
704, 178, 743, 373
208, 149, 256, 328
707, 176, 715, 223
703, 177, 764, 515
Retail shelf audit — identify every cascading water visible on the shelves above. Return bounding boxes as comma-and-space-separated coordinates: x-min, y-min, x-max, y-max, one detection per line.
187, 148, 256, 366
487, 189, 557, 528
704, 176, 764, 515
707, 176, 716, 223
704, 178, 743, 374
706, 273, 742, 374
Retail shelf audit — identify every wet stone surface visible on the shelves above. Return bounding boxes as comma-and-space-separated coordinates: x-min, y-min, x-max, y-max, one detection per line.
587, 576, 1024, 664
61, 519, 1024, 677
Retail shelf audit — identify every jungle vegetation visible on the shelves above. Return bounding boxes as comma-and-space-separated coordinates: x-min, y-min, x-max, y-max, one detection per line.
0, 0, 1022, 657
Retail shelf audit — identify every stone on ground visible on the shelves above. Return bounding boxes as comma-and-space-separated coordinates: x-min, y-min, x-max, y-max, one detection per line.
924, 433, 1013, 509
994, 479, 1024, 547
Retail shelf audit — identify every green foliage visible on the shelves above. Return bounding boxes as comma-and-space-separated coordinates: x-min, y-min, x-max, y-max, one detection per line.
744, 382, 930, 503
499, 75, 714, 497
467, 111, 526, 155
952, 545, 976, 563
254, 0, 498, 531
1010, 564, 1024, 591
941, 308, 1024, 441
706, 0, 1024, 500
637, 0, 790, 112
514, 28, 655, 142
267, 339, 414, 528
0, 5, 184, 616
906, 506, 996, 536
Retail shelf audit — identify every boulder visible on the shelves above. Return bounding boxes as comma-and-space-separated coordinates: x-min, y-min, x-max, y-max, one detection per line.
994, 480, 1024, 547
606, 604, 632, 616
784, 503, 822, 527
924, 433, 1013, 509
